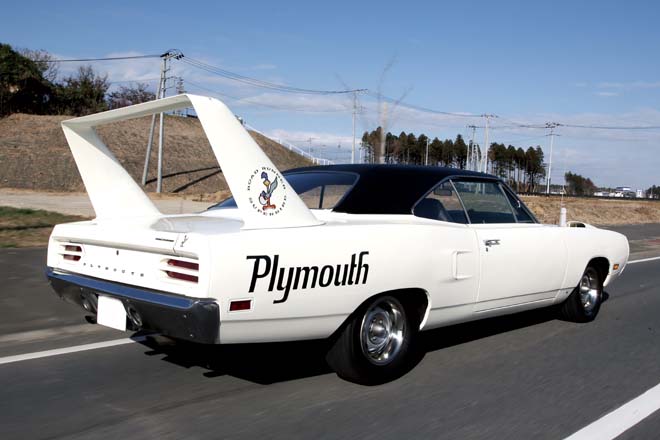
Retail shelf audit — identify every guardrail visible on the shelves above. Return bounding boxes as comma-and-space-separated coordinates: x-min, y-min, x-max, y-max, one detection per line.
519, 192, 660, 202
244, 123, 334, 166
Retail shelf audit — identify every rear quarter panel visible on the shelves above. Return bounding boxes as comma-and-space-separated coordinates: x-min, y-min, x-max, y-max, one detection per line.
210, 217, 479, 343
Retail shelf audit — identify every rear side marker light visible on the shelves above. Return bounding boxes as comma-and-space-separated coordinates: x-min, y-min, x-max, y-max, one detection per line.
230, 300, 252, 312
613, 263, 620, 270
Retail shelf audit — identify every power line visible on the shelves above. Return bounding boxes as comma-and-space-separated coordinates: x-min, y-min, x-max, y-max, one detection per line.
184, 80, 353, 113
367, 91, 479, 118
558, 123, 660, 130
45, 54, 162, 62
181, 57, 365, 95
50, 50, 660, 132
497, 134, 549, 144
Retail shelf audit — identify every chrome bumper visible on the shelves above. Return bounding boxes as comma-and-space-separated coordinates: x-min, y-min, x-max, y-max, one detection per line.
46, 267, 220, 344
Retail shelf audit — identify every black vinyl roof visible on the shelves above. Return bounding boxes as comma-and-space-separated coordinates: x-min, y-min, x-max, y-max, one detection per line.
285, 164, 494, 215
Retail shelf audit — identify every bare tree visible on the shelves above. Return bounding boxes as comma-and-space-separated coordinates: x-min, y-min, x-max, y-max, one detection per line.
20, 48, 58, 82
107, 83, 156, 109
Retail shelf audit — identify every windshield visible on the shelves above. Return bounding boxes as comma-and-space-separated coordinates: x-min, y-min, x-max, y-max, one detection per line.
209, 171, 359, 211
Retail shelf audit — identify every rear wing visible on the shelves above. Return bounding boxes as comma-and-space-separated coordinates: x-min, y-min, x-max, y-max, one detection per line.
61, 94, 321, 229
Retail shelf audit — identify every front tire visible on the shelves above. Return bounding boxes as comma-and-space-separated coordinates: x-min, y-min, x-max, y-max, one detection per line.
326, 295, 418, 385
559, 266, 603, 322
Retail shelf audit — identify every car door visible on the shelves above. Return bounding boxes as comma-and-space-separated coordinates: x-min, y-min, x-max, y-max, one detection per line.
413, 181, 480, 325
451, 179, 568, 312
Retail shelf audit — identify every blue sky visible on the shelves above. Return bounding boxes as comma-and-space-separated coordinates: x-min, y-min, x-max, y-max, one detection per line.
3, 0, 660, 188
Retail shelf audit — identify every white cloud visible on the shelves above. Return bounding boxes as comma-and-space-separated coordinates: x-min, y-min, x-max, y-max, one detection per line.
47, 50, 660, 188
597, 81, 660, 90
237, 93, 352, 112
595, 91, 619, 97
251, 63, 277, 70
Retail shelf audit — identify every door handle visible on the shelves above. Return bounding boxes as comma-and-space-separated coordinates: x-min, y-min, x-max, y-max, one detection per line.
484, 239, 501, 247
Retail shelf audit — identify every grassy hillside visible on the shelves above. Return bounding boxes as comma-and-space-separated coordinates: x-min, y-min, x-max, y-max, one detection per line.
521, 195, 660, 225
0, 113, 312, 195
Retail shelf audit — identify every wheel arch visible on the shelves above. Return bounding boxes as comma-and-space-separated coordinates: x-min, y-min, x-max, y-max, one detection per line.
587, 256, 610, 286
330, 288, 430, 342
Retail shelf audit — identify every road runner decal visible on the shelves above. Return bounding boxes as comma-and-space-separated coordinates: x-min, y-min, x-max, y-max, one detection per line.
247, 252, 370, 303
247, 166, 287, 216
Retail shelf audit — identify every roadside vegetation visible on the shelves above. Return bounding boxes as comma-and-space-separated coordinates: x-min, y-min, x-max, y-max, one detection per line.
1, 43, 154, 117
0, 206, 87, 248
521, 195, 660, 225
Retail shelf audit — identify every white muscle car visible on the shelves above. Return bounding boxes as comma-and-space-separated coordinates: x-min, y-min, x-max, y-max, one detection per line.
46, 94, 630, 384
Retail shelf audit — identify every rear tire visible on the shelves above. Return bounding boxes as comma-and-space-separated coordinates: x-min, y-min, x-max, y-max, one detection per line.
326, 295, 419, 385
559, 266, 603, 323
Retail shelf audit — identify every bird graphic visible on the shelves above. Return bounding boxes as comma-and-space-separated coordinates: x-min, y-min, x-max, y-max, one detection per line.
258, 171, 278, 210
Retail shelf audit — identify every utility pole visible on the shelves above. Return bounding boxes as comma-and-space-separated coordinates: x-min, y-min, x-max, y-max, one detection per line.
425, 136, 430, 166
352, 91, 357, 164
379, 102, 388, 164
348, 89, 366, 164
545, 122, 560, 195
481, 114, 496, 173
141, 49, 184, 193
467, 124, 478, 171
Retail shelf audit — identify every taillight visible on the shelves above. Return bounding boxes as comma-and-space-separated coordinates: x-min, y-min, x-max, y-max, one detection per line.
167, 259, 199, 271
166, 259, 199, 283
62, 244, 82, 261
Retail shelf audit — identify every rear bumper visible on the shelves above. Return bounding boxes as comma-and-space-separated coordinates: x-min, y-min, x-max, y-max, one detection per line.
46, 267, 220, 344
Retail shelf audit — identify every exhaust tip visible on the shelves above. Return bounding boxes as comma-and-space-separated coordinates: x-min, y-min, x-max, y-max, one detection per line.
80, 292, 98, 314
126, 306, 143, 328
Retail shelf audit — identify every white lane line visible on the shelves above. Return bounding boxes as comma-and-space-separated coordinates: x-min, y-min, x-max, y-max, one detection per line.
564, 382, 660, 440
628, 256, 660, 265
0, 335, 148, 366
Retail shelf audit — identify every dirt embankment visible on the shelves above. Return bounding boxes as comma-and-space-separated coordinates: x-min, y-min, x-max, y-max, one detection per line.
0, 113, 312, 197
521, 195, 660, 226
2, 113, 659, 226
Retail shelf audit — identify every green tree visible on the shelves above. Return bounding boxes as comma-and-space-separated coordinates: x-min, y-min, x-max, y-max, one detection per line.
55, 65, 109, 115
429, 137, 442, 165
647, 185, 660, 199
564, 171, 597, 196
0, 43, 54, 116
525, 146, 546, 192
454, 135, 467, 169
416, 134, 429, 165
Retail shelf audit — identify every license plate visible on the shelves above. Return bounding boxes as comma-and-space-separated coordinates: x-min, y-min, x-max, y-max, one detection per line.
97, 295, 127, 331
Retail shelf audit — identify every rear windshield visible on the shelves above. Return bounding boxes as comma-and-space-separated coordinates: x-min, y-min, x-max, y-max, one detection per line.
209, 171, 359, 211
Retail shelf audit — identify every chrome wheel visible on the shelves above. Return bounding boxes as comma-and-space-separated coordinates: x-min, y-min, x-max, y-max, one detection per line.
360, 297, 406, 365
579, 269, 600, 313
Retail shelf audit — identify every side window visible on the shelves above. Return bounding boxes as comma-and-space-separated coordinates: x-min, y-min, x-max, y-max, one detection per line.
452, 180, 516, 224
298, 183, 353, 209
414, 181, 468, 223
502, 187, 536, 223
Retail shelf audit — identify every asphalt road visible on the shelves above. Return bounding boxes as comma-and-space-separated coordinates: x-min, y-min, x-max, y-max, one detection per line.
1, 225, 659, 439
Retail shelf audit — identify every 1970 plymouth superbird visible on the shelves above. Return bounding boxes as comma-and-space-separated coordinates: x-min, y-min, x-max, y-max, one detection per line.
46, 94, 629, 384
